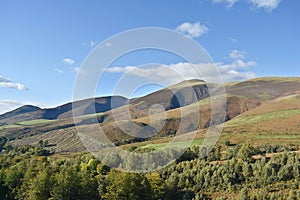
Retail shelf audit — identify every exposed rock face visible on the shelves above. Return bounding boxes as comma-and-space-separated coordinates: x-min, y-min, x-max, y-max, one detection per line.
129, 80, 210, 115
168, 84, 209, 109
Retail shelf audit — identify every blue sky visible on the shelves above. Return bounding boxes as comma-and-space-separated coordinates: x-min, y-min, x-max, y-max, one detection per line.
0, 0, 299, 114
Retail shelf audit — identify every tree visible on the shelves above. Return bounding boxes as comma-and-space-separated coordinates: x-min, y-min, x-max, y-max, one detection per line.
240, 187, 250, 200
38, 140, 48, 148
182, 190, 195, 200
26, 169, 51, 200
193, 193, 207, 200
51, 166, 81, 200
225, 140, 231, 146
207, 145, 221, 161
78, 169, 99, 200
103, 170, 152, 200
287, 190, 297, 200
87, 158, 99, 171
35, 148, 51, 156
278, 165, 293, 181
0, 169, 9, 200
38, 140, 44, 147
146, 173, 166, 199
0, 137, 7, 152
4, 162, 26, 199
242, 162, 253, 181
237, 144, 255, 162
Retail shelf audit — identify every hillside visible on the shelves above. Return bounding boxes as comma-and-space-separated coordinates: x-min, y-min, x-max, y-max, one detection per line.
0, 77, 300, 153
221, 93, 300, 146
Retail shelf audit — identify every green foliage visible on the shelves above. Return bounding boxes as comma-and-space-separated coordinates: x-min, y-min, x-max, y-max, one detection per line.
26, 168, 51, 200
0, 144, 299, 199
0, 169, 9, 199
237, 144, 255, 162
102, 170, 152, 200
240, 187, 250, 200
225, 140, 231, 146
0, 136, 8, 152
287, 190, 298, 200
38, 140, 48, 148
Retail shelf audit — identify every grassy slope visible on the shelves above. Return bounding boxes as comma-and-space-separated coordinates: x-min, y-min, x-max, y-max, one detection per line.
220, 94, 300, 146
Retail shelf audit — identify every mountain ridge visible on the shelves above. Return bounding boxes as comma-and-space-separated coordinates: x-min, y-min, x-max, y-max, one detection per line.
0, 79, 211, 125
1, 77, 300, 153
0, 96, 128, 125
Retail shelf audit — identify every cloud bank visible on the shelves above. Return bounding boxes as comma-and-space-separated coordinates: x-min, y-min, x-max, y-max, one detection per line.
106, 50, 256, 85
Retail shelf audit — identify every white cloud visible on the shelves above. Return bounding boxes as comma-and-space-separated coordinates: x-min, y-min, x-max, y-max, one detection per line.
211, 0, 282, 11
0, 82, 27, 91
176, 22, 208, 38
219, 59, 256, 72
212, 0, 239, 7
249, 0, 282, 11
0, 100, 46, 115
63, 58, 75, 65
229, 50, 246, 59
106, 50, 256, 84
0, 75, 27, 91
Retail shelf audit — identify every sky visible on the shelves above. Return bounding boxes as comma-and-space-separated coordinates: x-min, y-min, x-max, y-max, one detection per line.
0, 0, 299, 114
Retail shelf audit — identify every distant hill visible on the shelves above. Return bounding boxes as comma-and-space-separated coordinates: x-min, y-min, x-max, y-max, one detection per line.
0, 105, 41, 122
0, 96, 128, 125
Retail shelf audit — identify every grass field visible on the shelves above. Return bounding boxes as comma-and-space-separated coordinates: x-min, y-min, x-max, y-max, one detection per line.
138, 138, 203, 150
226, 109, 300, 127
17, 119, 55, 125
0, 124, 21, 130
256, 134, 300, 139
0, 119, 55, 130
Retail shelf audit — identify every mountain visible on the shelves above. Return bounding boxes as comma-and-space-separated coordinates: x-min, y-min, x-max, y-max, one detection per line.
0, 105, 41, 122
0, 80, 210, 125
130, 79, 209, 109
128, 79, 211, 119
1, 77, 300, 153
0, 96, 128, 125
